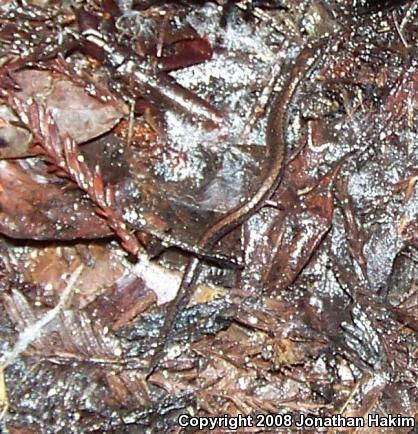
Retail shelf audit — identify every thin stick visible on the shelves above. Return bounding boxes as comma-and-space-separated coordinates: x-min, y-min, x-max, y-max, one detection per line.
392, 10, 408, 48
400, 0, 418, 31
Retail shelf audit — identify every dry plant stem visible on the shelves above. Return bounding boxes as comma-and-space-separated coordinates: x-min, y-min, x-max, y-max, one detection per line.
0, 369, 7, 421
148, 40, 328, 376
392, 10, 408, 47
400, 0, 418, 30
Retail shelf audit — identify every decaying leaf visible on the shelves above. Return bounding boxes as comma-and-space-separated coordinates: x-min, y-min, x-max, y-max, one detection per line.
11, 69, 124, 144
0, 160, 111, 240
1, 0, 418, 432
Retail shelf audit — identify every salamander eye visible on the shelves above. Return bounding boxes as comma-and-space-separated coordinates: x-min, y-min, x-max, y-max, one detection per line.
354, 0, 408, 14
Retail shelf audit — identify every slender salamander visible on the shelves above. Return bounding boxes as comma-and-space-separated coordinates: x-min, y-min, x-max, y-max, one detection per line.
148, 39, 327, 375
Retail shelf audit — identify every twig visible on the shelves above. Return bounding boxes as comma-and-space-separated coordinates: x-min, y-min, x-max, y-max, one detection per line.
400, 0, 418, 31
392, 10, 408, 48
0, 369, 7, 421
127, 98, 135, 148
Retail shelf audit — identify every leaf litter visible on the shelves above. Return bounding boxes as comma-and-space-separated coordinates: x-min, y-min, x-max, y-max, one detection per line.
0, 0, 417, 433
